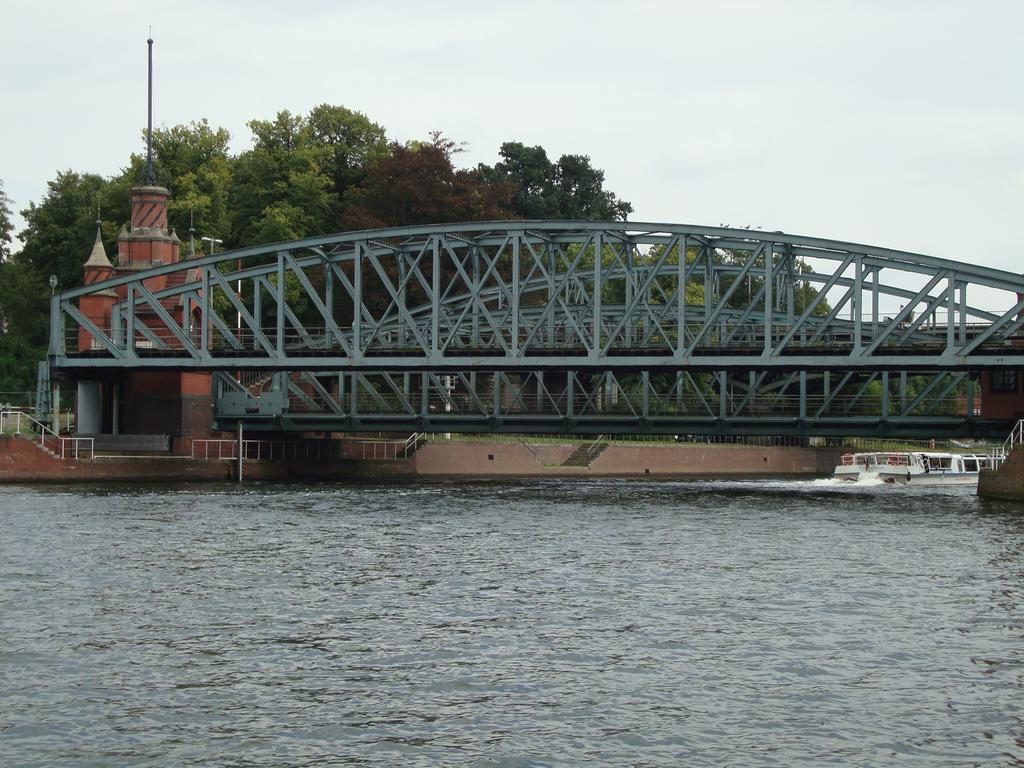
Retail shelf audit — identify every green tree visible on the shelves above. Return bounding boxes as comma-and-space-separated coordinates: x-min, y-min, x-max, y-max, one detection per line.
231, 110, 337, 246
18, 171, 109, 292
152, 119, 233, 246
479, 141, 633, 221
307, 104, 389, 201
0, 260, 48, 345
0, 180, 13, 262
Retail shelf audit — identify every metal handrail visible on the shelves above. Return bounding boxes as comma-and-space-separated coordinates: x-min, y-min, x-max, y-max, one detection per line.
1002, 419, 1024, 457
0, 410, 94, 460
404, 432, 426, 456
190, 438, 332, 461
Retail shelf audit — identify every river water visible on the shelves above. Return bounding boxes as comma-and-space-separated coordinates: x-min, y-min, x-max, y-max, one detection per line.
1, 479, 1022, 767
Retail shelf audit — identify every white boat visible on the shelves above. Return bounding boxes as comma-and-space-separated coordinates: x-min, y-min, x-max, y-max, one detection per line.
876, 452, 991, 485
834, 452, 901, 481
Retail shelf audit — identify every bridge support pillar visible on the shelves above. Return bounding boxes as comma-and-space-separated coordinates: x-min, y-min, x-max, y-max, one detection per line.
77, 381, 102, 434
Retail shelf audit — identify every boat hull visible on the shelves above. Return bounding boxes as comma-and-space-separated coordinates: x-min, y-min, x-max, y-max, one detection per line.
877, 470, 977, 486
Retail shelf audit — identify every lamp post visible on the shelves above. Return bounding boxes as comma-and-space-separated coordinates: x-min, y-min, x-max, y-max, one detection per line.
202, 237, 236, 336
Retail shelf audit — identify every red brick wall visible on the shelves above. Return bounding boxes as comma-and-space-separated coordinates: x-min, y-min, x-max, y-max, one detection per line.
980, 371, 1024, 421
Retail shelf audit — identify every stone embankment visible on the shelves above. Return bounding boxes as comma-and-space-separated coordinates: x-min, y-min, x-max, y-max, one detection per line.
1, 434, 842, 484
978, 447, 1024, 500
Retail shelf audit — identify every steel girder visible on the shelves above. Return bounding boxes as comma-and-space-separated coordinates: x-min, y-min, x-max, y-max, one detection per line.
211, 367, 1002, 438
50, 221, 1024, 373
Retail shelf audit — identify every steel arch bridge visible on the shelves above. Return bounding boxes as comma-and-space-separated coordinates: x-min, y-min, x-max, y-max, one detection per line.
51, 221, 1024, 437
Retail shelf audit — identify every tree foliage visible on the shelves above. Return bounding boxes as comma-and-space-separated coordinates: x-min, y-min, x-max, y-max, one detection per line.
478, 141, 633, 221
0, 105, 633, 391
0, 180, 13, 263
17, 171, 108, 293
341, 133, 511, 230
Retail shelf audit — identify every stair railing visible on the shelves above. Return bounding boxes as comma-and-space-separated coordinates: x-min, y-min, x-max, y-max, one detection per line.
0, 410, 94, 460
1001, 419, 1024, 459
584, 433, 608, 458
511, 434, 540, 459
404, 432, 427, 458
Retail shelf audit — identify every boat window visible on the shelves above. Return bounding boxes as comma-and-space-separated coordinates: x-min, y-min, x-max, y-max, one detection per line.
964, 458, 979, 472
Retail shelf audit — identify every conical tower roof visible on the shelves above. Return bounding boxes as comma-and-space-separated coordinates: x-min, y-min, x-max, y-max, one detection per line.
84, 225, 113, 269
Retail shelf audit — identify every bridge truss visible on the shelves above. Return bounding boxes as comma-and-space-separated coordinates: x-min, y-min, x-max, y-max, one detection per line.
51, 221, 1024, 436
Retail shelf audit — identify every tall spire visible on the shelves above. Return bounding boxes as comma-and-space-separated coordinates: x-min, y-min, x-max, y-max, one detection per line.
84, 219, 112, 269
144, 33, 155, 185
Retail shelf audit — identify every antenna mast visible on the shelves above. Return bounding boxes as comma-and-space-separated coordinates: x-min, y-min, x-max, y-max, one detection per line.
145, 34, 155, 184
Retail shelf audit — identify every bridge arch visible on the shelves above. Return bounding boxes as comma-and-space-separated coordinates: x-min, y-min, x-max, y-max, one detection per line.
51, 221, 1024, 437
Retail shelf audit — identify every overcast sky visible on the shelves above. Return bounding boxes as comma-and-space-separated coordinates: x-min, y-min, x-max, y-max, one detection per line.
3, 1, 1022, 289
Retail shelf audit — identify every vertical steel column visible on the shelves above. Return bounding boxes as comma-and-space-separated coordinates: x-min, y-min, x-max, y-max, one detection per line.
324, 258, 334, 349
676, 235, 687, 360
872, 267, 880, 325
958, 284, 967, 345
719, 371, 727, 420
881, 372, 889, 418
624, 241, 634, 348
200, 268, 210, 355
899, 371, 908, 413
471, 244, 480, 346
592, 233, 603, 358
420, 373, 429, 418
126, 283, 136, 354
799, 370, 807, 419
641, 370, 649, 418
252, 277, 262, 351
786, 253, 795, 332
338, 372, 345, 413
49, 295, 63, 357
567, 372, 575, 418
946, 273, 956, 350
50, 383, 59, 434
353, 242, 362, 362
112, 305, 122, 347
493, 373, 501, 418
276, 253, 285, 356
431, 237, 440, 360
853, 255, 863, 350
764, 243, 773, 354
703, 247, 713, 320
512, 233, 521, 356
547, 243, 556, 345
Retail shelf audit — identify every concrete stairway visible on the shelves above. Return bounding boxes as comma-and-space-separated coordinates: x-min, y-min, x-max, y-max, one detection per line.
562, 440, 609, 467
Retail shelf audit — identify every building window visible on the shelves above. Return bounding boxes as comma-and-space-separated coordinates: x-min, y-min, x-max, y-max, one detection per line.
991, 370, 1018, 393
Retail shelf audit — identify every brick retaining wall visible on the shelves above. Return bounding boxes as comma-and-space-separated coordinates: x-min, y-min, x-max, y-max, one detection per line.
978, 447, 1024, 500
1, 435, 844, 484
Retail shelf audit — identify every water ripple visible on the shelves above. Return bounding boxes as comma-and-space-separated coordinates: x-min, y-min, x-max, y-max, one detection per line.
1, 479, 1022, 766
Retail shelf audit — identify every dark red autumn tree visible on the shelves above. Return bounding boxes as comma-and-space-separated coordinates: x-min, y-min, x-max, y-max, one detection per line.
340, 132, 512, 230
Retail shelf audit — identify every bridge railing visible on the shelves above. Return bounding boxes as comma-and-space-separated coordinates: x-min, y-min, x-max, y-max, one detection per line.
190, 438, 334, 461
62, 315, 1010, 361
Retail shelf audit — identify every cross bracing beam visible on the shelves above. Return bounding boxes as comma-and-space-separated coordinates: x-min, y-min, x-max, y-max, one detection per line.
210, 367, 1008, 439
51, 221, 1024, 374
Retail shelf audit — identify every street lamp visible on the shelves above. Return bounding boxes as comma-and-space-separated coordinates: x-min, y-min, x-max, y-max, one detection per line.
49, 274, 58, 295
202, 236, 239, 335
